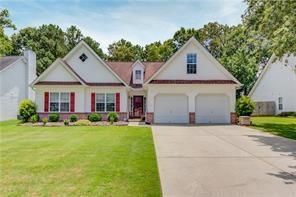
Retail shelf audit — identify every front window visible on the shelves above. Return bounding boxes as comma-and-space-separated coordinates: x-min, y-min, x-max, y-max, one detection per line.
187, 53, 197, 74
278, 97, 283, 110
49, 92, 70, 112
95, 93, 115, 112
135, 70, 141, 80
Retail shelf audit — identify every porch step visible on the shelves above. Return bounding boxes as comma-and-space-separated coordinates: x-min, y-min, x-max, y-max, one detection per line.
128, 118, 142, 122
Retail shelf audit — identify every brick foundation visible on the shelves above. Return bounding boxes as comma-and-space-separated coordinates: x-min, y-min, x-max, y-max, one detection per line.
145, 112, 154, 124
189, 112, 195, 124
38, 112, 128, 121
230, 112, 237, 124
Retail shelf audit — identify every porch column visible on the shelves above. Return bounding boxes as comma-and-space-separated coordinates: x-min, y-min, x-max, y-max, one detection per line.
146, 89, 156, 124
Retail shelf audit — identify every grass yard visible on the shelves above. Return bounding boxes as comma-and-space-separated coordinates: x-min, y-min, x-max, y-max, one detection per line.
0, 120, 161, 196
251, 116, 296, 140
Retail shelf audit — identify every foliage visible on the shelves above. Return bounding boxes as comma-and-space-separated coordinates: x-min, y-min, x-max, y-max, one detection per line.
18, 99, 37, 122
243, 0, 296, 57
236, 96, 256, 116
88, 113, 102, 122
30, 114, 39, 123
84, 36, 105, 59
42, 117, 48, 126
48, 113, 60, 122
65, 25, 83, 51
107, 39, 144, 61
74, 119, 91, 126
64, 119, 69, 126
0, 9, 16, 55
172, 27, 199, 50
108, 112, 118, 122
69, 114, 78, 122
278, 112, 296, 117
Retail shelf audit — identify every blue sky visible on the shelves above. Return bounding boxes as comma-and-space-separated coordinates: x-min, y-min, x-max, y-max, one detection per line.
2, 0, 246, 52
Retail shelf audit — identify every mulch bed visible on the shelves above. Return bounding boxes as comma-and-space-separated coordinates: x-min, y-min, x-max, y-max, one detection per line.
21, 121, 128, 127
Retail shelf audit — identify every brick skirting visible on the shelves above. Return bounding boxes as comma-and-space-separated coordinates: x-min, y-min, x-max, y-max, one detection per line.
189, 112, 195, 124
230, 112, 237, 124
145, 112, 154, 124
38, 112, 128, 121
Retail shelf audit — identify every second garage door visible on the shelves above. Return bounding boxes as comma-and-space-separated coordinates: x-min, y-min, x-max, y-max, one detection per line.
154, 94, 188, 123
195, 94, 230, 124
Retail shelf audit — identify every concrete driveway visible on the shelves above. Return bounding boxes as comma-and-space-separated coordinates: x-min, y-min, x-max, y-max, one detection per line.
152, 125, 296, 197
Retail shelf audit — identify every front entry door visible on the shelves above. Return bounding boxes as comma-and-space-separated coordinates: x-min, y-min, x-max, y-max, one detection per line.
133, 96, 143, 117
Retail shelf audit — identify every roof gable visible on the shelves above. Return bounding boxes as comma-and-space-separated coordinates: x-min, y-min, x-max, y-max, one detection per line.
145, 37, 241, 86
0, 56, 26, 72
63, 41, 128, 86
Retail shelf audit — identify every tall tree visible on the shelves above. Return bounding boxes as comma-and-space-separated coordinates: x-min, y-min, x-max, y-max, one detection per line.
243, 0, 296, 57
11, 24, 67, 75
0, 9, 16, 55
144, 40, 174, 61
172, 27, 199, 50
107, 39, 144, 61
84, 36, 105, 59
65, 25, 83, 51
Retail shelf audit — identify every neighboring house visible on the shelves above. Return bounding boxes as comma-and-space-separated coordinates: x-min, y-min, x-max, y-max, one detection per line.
31, 37, 241, 124
249, 54, 296, 115
0, 50, 36, 121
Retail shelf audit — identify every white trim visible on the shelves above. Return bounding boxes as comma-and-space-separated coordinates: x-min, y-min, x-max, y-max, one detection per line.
144, 37, 242, 86
63, 40, 129, 87
49, 92, 70, 113
30, 58, 86, 87
0, 57, 27, 73
248, 54, 276, 97
132, 60, 145, 69
94, 92, 116, 112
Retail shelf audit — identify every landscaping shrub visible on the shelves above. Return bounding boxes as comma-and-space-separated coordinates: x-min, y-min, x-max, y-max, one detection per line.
74, 119, 91, 126
49, 113, 60, 122
30, 114, 39, 123
236, 96, 256, 116
88, 113, 102, 122
64, 119, 69, 126
108, 112, 118, 122
18, 99, 37, 122
278, 111, 296, 117
69, 114, 78, 122
42, 118, 48, 126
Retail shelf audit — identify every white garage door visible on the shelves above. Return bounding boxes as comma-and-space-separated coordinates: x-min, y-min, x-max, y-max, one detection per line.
154, 94, 188, 123
195, 94, 230, 124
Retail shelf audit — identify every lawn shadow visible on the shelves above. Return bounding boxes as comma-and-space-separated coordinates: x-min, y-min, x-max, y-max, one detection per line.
252, 123, 296, 140
247, 133, 296, 184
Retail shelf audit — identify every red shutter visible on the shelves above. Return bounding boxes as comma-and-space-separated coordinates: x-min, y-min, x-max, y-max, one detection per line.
70, 92, 75, 112
116, 93, 120, 112
44, 92, 49, 112
91, 93, 96, 112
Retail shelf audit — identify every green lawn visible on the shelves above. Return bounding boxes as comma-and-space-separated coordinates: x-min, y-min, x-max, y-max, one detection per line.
251, 117, 296, 140
0, 120, 161, 196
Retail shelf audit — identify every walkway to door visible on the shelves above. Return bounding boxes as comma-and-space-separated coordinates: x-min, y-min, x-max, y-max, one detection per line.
152, 125, 296, 197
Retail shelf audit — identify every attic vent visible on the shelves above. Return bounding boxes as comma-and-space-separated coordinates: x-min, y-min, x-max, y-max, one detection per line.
79, 53, 88, 62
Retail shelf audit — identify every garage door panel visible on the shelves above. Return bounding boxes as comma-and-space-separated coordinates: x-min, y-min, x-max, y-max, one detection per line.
196, 94, 230, 124
155, 94, 188, 123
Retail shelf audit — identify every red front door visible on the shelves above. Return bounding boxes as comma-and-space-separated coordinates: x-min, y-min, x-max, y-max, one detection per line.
133, 96, 143, 117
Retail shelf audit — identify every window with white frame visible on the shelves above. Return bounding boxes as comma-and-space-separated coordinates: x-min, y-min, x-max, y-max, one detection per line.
95, 93, 115, 112
49, 92, 70, 112
278, 97, 283, 110
135, 70, 141, 80
187, 53, 197, 74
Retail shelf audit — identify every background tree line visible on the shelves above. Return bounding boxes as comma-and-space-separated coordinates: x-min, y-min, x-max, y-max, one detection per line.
0, 0, 295, 94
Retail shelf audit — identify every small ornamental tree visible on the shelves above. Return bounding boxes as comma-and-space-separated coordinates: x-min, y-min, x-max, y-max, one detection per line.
19, 99, 37, 122
236, 96, 256, 116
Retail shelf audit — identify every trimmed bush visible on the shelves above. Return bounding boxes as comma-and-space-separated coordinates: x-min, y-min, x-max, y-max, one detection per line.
74, 119, 91, 126
278, 112, 296, 117
108, 112, 118, 122
69, 114, 78, 122
64, 119, 69, 126
88, 113, 102, 122
49, 113, 60, 122
19, 99, 37, 122
236, 96, 256, 116
42, 117, 48, 126
30, 114, 39, 123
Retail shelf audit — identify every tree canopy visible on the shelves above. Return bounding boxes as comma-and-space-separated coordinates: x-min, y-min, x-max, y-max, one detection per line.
0, 9, 16, 55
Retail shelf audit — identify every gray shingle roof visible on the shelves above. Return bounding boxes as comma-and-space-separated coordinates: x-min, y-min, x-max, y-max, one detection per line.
0, 56, 23, 71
